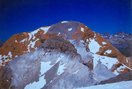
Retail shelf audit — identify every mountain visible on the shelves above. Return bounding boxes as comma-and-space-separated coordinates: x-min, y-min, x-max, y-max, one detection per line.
102, 33, 132, 57
0, 21, 132, 89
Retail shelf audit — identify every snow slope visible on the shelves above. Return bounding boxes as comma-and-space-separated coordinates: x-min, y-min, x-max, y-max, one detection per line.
77, 81, 132, 89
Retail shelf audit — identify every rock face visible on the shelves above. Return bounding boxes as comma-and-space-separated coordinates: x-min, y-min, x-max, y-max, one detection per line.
0, 21, 132, 89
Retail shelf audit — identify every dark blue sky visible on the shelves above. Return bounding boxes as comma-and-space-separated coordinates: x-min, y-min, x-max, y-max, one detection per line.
0, 0, 131, 40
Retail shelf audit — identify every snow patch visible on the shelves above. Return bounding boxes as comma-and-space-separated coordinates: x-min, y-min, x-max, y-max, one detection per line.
40, 26, 51, 33
20, 39, 26, 43
28, 33, 32, 40
102, 42, 107, 45
57, 62, 66, 75
61, 21, 68, 23
81, 28, 84, 32
68, 28, 72, 31
8, 51, 12, 58
27, 39, 39, 52
86, 39, 89, 42
88, 39, 101, 53
58, 32, 61, 36
30, 39, 39, 48
40, 61, 53, 75
31, 29, 40, 36
104, 50, 112, 54
92, 54, 118, 70
113, 65, 126, 75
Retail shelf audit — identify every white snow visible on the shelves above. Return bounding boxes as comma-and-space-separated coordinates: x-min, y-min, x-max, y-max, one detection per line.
113, 65, 126, 75
8, 51, 12, 58
81, 28, 84, 32
20, 39, 26, 43
30, 39, 39, 48
58, 32, 61, 35
31, 29, 40, 35
57, 62, 66, 75
104, 50, 112, 54
40, 61, 53, 75
92, 54, 118, 70
24, 75, 46, 89
28, 33, 32, 40
2, 55, 7, 59
102, 42, 107, 45
27, 38, 39, 52
61, 21, 68, 23
40, 26, 51, 33
76, 81, 132, 89
86, 39, 89, 42
68, 28, 72, 31
24, 55, 66, 89
88, 38, 101, 53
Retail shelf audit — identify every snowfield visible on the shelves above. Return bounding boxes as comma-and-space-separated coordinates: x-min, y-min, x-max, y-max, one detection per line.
76, 81, 132, 89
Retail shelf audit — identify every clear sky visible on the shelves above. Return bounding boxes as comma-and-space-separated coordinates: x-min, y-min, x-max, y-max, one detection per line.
0, 0, 131, 40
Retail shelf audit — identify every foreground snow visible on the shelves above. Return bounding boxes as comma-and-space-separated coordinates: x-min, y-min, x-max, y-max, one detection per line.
77, 81, 132, 89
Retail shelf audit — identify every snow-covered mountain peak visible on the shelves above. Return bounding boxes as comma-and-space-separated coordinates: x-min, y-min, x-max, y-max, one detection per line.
0, 21, 131, 89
